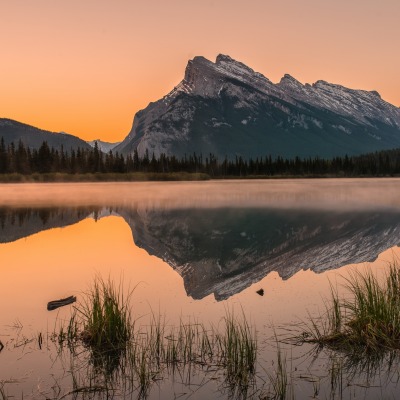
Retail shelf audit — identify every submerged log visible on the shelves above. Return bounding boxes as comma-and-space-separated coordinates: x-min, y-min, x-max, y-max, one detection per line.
47, 295, 76, 311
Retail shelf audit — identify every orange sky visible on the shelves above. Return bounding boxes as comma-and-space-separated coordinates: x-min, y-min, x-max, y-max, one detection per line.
0, 0, 399, 143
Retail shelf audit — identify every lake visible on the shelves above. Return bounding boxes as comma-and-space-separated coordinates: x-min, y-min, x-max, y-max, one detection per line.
1, 179, 400, 399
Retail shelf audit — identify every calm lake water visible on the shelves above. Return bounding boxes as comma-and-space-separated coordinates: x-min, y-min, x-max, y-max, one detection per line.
1, 179, 400, 399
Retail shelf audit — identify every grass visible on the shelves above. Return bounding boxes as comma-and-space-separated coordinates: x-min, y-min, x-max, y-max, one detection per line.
259, 337, 296, 400
54, 277, 135, 379
54, 278, 259, 398
297, 263, 400, 354
220, 311, 257, 392
12, 267, 400, 399
6, 265, 400, 399
76, 277, 133, 349
268, 347, 289, 400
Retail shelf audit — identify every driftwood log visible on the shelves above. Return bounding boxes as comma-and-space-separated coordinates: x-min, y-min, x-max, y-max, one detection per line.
47, 295, 76, 311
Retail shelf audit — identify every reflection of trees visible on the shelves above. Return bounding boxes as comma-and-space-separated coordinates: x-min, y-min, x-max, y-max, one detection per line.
0, 207, 98, 227
0, 206, 104, 243
38, 209, 50, 225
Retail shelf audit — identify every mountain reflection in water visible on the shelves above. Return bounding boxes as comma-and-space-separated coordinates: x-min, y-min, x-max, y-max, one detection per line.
2, 204, 400, 300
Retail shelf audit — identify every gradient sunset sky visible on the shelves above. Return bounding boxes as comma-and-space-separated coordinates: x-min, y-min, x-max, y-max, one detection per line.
1, 0, 399, 142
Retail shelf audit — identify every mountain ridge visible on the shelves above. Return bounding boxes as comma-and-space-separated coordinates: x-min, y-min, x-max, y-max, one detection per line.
0, 118, 91, 151
114, 54, 400, 160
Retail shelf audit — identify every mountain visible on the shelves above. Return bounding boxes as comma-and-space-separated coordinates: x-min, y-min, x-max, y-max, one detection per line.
115, 54, 400, 159
87, 139, 121, 153
0, 118, 91, 151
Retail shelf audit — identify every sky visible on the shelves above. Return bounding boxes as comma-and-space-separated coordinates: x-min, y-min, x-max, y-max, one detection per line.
0, 0, 399, 143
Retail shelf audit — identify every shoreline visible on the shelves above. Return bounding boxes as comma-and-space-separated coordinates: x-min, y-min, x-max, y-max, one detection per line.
0, 172, 399, 183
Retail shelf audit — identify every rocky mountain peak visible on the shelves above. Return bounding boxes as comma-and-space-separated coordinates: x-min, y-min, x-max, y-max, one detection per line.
313, 80, 335, 89
215, 54, 235, 64
370, 90, 381, 98
183, 56, 214, 87
181, 54, 271, 97
281, 73, 299, 82
114, 54, 400, 160
278, 74, 304, 91
215, 53, 271, 87
216, 53, 261, 77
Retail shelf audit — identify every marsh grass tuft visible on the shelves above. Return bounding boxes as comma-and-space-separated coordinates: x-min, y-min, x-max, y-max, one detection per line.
298, 263, 400, 354
77, 277, 133, 350
53, 277, 135, 380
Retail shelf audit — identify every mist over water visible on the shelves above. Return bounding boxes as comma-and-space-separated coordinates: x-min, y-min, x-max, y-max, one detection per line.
1, 178, 400, 210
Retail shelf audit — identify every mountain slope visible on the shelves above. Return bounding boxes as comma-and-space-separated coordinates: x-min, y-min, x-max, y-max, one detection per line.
115, 54, 400, 159
0, 118, 91, 151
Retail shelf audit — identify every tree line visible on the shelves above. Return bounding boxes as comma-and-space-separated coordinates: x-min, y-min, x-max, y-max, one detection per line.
1, 137, 400, 177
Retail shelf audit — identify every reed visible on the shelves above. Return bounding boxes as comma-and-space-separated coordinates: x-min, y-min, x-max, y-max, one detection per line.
220, 312, 257, 391
264, 347, 290, 400
76, 277, 133, 350
298, 263, 400, 353
130, 346, 153, 398
57, 278, 260, 397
